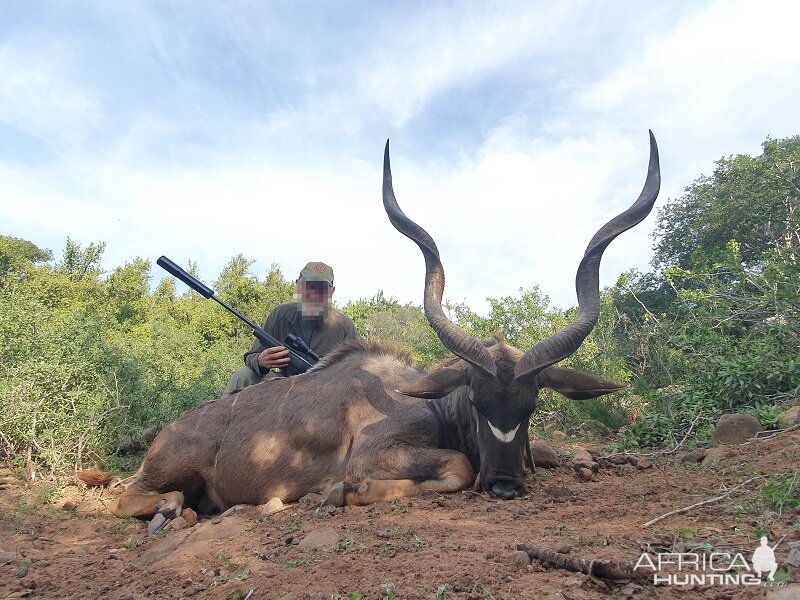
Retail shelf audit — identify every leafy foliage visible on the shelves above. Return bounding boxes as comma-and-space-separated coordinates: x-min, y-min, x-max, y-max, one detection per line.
0, 244, 293, 476
614, 135, 800, 448
2, 134, 798, 477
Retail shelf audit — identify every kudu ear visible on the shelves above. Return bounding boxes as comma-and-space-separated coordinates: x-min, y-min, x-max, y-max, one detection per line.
538, 366, 628, 400
396, 367, 469, 399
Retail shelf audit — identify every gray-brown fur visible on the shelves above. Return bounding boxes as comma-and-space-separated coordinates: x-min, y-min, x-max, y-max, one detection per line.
111, 135, 660, 517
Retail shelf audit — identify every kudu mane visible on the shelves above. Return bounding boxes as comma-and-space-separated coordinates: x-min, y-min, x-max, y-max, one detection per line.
308, 338, 416, 372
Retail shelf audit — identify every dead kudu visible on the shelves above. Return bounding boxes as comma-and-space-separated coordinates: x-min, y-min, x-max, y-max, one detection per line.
108, 133, 661, 519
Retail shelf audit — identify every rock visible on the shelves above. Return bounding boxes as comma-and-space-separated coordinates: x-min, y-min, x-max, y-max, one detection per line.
550, 431, 568, 443
546, 485, 572, 499
62, 501, 78, 511
682, 448, 707, 463
182, 584, 206, 597
529, 442, 560, 469
712, 414, 763, 446
15, 563, 29, 578
141, 424, 161, 443
777, 406, 800, 428
147, 513, 168, 536
767, 585, 800, 600
572, 449, 594, 463
164, 517, 187, 531
511, 550, 531, 567
701, 446, 730, 465
570, 449, 598, 473
556, 544, 572, 554
575, 467, 594, 482
260, 497, 284, 516
299, 492, 324, 506
635, 458, 653, 470
786, 546, 800, 568
0, 476, 20, 486
620, 582, 643, 596
297, 527, 340, 549
181, 508, 198, 527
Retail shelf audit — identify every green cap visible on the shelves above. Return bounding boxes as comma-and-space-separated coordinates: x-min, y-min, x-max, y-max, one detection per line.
299, 262, 334, 286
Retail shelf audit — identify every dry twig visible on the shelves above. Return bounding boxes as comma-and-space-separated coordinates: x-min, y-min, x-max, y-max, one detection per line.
640, 475, 764, 528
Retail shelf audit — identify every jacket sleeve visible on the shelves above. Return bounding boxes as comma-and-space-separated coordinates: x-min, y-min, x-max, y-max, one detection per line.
243, 309, 280, 375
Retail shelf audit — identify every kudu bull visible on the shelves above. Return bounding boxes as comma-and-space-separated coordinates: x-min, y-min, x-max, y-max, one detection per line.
109, 133, 660, 518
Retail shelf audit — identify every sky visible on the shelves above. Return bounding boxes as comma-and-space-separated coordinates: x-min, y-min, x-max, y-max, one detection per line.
2, 0, 800, 312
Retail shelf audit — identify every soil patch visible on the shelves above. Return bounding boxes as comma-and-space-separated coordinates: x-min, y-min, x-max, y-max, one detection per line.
1, 431, 798, 599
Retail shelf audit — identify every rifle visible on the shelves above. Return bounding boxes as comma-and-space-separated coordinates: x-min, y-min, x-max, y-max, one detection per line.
156, 256, 318, 374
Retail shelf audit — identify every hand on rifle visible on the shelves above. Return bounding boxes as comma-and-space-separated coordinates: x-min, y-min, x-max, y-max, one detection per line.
258, 346, 291, 370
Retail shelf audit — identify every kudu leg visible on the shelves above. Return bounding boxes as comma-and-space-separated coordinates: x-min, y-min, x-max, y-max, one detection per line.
324, 448, 474, 506
109, 486, 185, 519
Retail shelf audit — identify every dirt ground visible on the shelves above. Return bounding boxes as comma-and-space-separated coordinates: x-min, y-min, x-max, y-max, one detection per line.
1, 431, 798, 600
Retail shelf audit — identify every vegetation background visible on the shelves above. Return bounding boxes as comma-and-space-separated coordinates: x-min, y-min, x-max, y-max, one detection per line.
1, 135, 798, 480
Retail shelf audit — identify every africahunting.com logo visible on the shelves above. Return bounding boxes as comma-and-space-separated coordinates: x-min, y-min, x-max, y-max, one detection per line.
634, 536, 789, 587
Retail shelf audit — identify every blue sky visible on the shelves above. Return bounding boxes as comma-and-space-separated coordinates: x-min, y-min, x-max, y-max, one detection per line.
2, 0, 800, 311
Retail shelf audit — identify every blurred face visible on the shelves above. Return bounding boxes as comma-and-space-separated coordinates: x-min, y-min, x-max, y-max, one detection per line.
295, 279, 334, 318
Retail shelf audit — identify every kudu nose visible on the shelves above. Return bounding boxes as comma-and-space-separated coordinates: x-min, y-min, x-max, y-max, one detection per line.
490, 481, 521, 500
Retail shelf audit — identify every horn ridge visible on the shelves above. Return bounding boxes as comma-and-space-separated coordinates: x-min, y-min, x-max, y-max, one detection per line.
382, 140, 496, 378
514, 131, 661, 382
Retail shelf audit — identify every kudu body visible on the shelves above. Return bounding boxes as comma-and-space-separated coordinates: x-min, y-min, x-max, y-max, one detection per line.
110, 133, 660, 518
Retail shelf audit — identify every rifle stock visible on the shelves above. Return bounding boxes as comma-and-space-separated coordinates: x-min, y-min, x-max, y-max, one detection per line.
156, 256, 316, 374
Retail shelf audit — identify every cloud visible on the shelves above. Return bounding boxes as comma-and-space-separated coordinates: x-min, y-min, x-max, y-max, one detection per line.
2, 0, 800, 316
0, 34, 100, 151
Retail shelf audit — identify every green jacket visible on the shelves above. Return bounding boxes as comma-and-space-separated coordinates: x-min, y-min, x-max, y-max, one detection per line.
243, 302, 358, 377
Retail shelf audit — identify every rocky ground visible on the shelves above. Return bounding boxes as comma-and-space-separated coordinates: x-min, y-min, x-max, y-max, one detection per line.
1, 428, 798, 600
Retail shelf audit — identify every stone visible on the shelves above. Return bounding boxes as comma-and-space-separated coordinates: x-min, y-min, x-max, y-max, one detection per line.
575, 467, 593, 482
682, 448, 707, 463
620, 583, 643, 596
181, 508, 198, 527
141, 424, 161, 443
701, 447, 730, 465
529, 442, 560, 469
556, 544, 572, 554
260, 497, 284, 516
786, 546, 800, 568
62, 501, 78, 511
164, 517, 188, 531
546, 485, 572, 499
550, 431, 568, 443
511, 550, 531, 567
635, 458, 653, 470
766, 585, 800, 599
0, 476, 20, 486
712, 414, 763, 446
571, 449, 594, 463
777, 406, 800, 428
297, 527, 340, 549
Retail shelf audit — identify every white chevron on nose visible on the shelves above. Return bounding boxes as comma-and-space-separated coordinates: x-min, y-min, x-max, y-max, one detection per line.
488, 421, 520, 443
